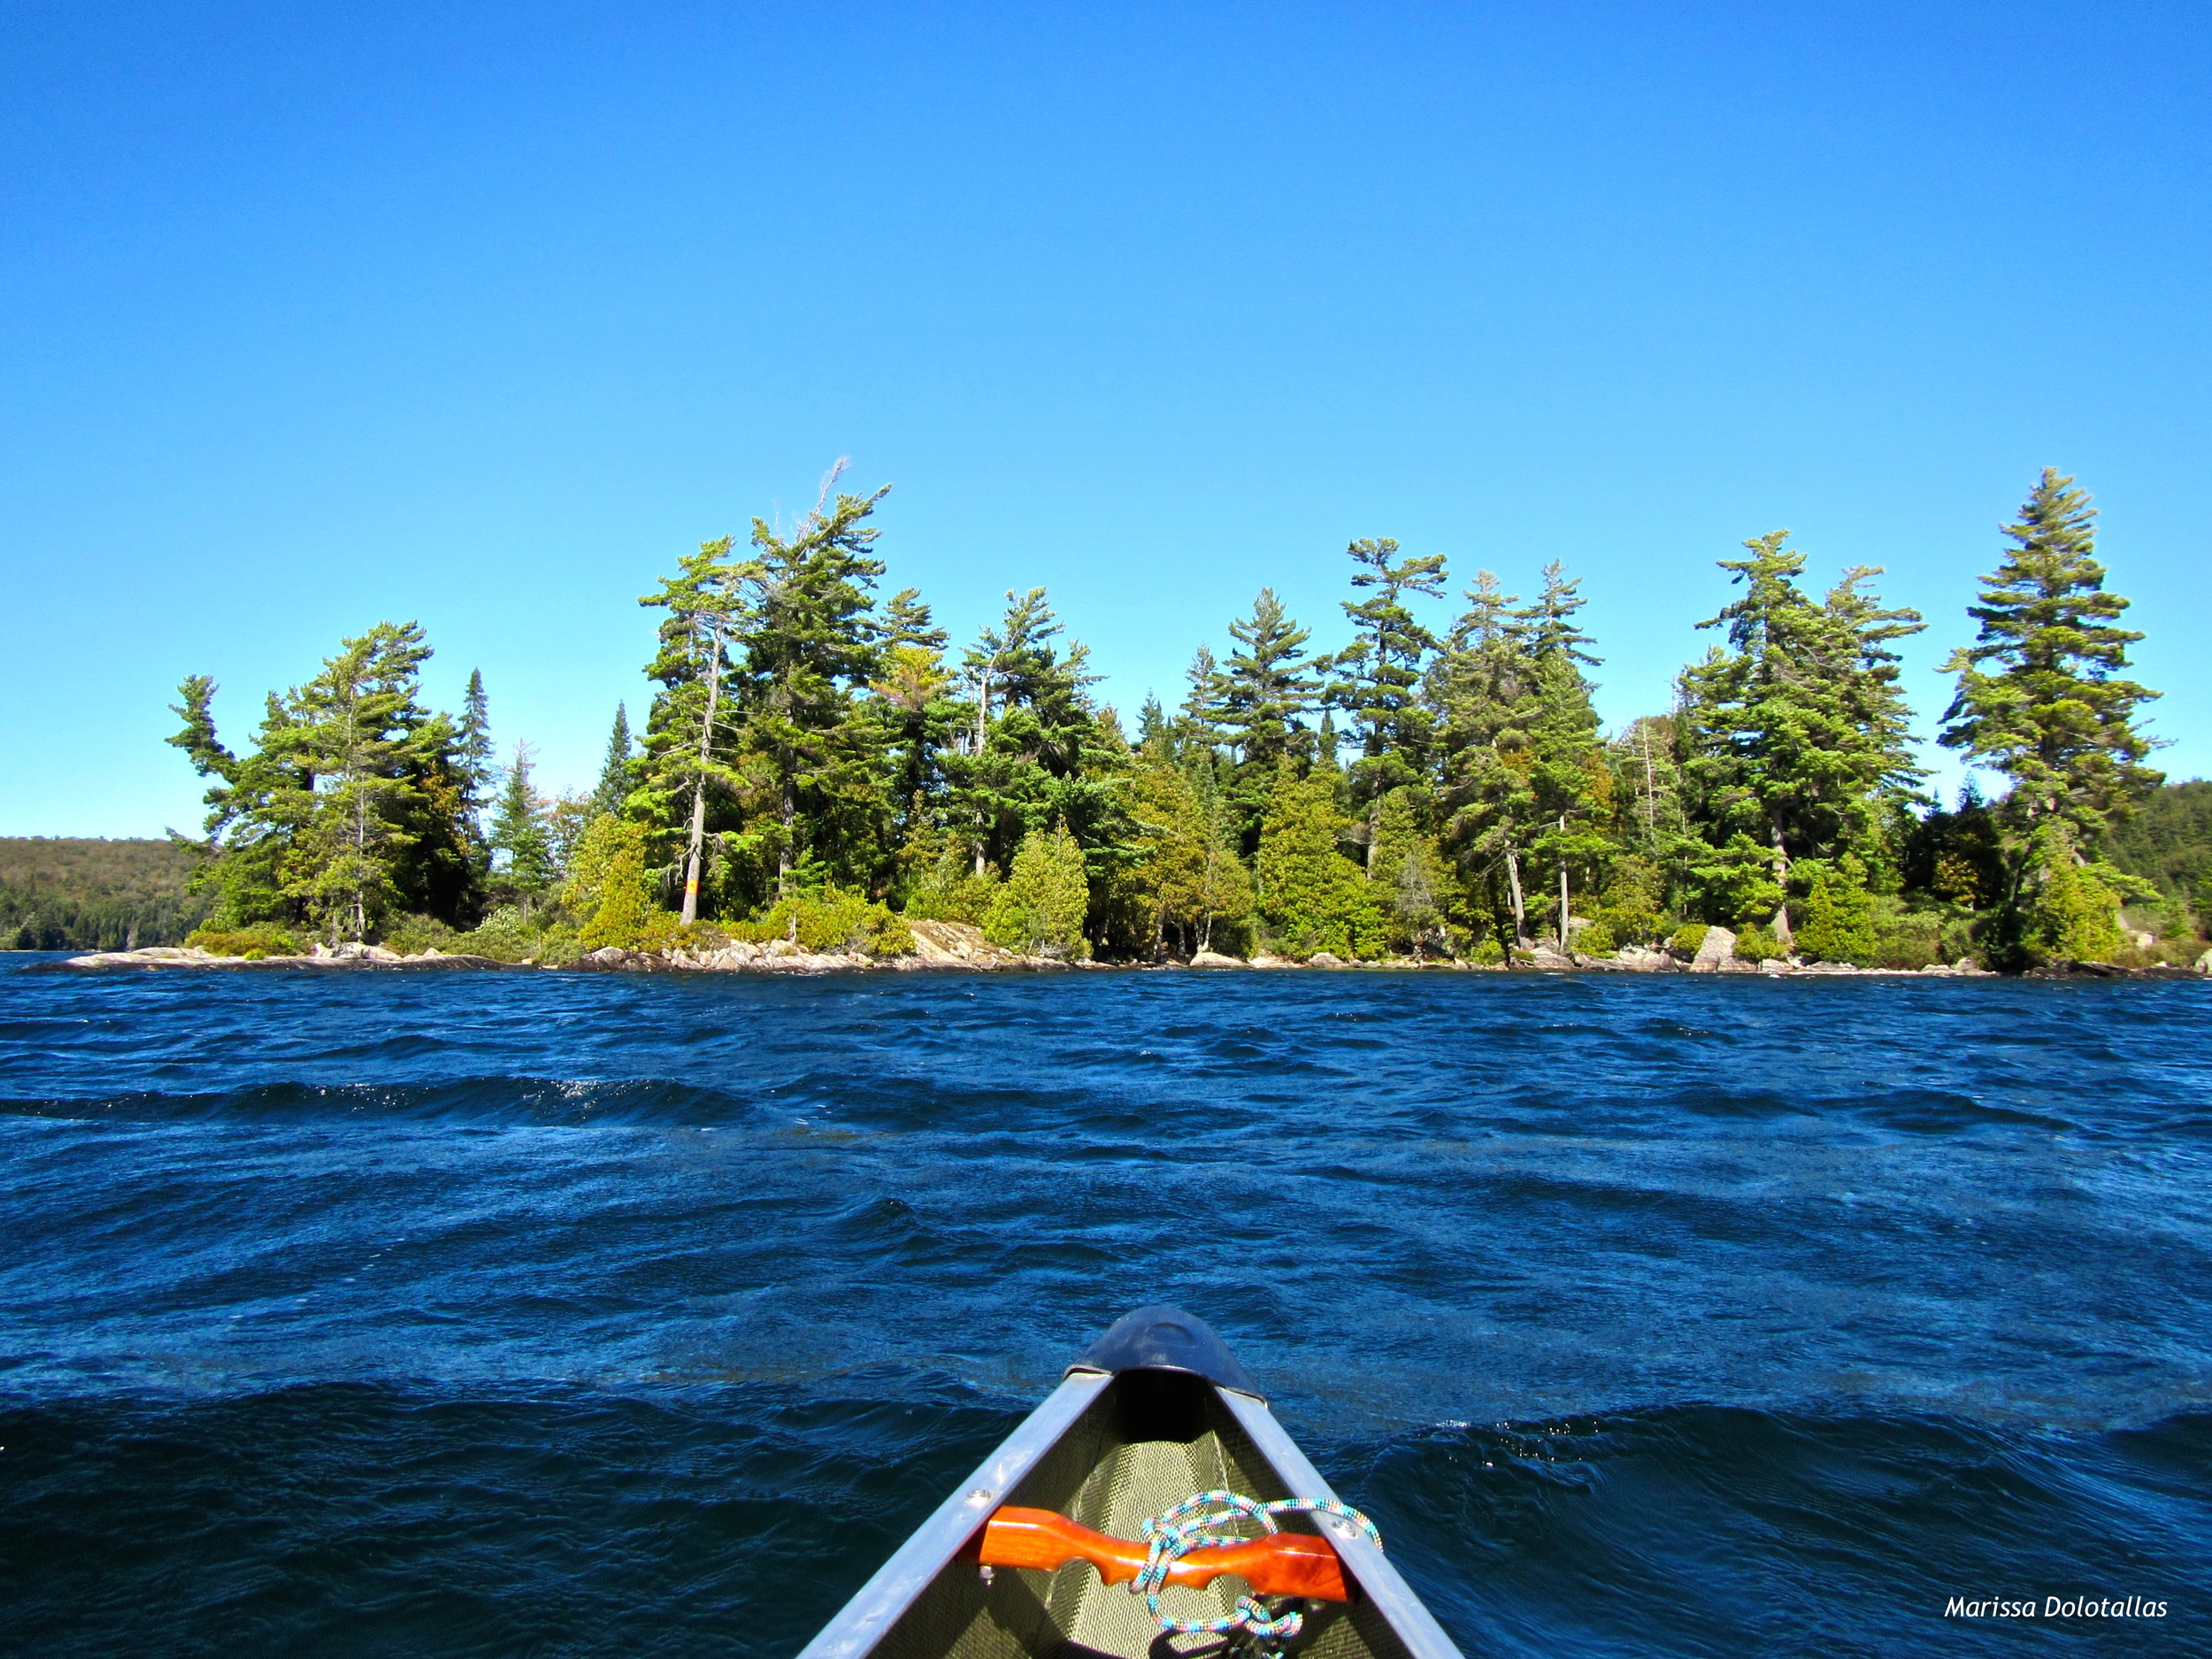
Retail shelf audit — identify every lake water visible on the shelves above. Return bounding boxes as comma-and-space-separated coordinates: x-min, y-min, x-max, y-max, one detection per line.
3, 958, 2208, 1655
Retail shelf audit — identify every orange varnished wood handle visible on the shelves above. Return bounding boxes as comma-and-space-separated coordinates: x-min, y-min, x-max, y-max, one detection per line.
978, 1506, 1351, 1601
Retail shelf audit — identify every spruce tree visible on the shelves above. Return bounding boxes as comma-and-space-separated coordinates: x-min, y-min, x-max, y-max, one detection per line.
488, 742, 556, 912
1939, 469, 2162, 841
592, 703, 634, 819
457, 670, 495, 810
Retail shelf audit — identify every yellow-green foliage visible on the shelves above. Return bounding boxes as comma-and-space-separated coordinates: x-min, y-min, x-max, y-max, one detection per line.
1795, 856, 1878, 964
185, 925, 301, 959
733, 887, 915, 956
1254, 768, 1386, 961
1733, 925, 1786, 963
905, 859, 1002, 926
1670, 923, 1709, 954
380, 914, 463, 956
2026, 833, 2124, 964
564, 816, 659, 949
1594, 856, 1666, 948
984, 825, 1092, 959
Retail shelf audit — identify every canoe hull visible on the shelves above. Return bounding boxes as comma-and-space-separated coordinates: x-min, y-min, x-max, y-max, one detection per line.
797, 1321, 1461, 1659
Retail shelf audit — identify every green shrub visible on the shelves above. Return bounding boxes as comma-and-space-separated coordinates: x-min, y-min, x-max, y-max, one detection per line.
1794, 856, 1878, 964
564, 816, 662, 949
983, 826, 1093, 959
733, 887, 914, 956
532, 924, 586, 967
1670, 924, 1709, 954
185, 925, 301, 958
1733, 925, 1786, 963
380, 914, 464, 956
458, 906, 540, 963
904, 868, 1001, 926
1593, 856, 1665, 948
1573, 918, 1617, 955
1868, 901, 1947, 970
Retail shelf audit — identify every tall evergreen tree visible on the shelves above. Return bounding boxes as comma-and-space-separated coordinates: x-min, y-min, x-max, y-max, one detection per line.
488, 742, 556, 912
1254, 762, 1386, 960
457, 670, 495, 809
1325, 538, 1448, 868
638, 535, 746, 922
1678, 533, 1924, 941
1431, 571, 1541, 949
943, 588, 1126, 881
726, 483, 895, 896
1219, 589, 1320, 768
1216, 588, 1321, 849
1939, 469, 2162, 841
170, 623, 477, 941
592, 703, 634, 819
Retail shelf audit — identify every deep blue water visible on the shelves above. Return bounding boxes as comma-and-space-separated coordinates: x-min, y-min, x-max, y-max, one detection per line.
2, 957, 2208, 1656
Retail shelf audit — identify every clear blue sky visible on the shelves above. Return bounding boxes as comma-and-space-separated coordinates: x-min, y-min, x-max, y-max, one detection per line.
4, 1, 2206, 836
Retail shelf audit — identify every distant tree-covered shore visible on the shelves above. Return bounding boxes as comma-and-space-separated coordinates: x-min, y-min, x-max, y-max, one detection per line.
148, 466, 2203, 972
2, 839, 211, 950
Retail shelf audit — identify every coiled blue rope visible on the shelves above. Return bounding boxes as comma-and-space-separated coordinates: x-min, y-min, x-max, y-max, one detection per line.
1133, 1488, 1382, 1650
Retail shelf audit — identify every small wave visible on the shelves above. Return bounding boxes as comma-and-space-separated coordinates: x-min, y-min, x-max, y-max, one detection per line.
0, 1076, 763, 1127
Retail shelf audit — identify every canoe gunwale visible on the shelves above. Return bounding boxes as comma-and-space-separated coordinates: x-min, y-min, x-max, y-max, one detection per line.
794, 1370, 1114, 1659
1216, 1389, 1464, 1659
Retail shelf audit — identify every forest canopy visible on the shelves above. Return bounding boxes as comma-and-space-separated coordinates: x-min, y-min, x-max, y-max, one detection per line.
151, 466, 2200, 972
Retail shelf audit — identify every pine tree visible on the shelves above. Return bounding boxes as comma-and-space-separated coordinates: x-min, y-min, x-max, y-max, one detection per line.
942, 588, 1126, 887
1509, 566, 1616, 950
1940, 469, 2162, 841
869, 594, 961, 868
1216, 588, 1321, 849
638, 535, 747, 922
1325, 538, 1448, 866
1219, 589, 1320, 770
726, 482, 895, 897
1679, 533, 1925, 941
168, 623, 478, 943
1431, 571, 1541, 949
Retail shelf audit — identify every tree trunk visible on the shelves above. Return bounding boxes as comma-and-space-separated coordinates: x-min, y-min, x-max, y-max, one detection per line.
779, 774, 795, 892
1640, 728, 1658, 835
680, 618, 727, 926
1504, 846, 1530, 953
1558, 818, 1572, 952
1769, 812, 1793, 948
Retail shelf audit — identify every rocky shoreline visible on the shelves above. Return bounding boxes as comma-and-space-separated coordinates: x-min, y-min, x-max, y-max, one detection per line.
32, 915, 2211, 981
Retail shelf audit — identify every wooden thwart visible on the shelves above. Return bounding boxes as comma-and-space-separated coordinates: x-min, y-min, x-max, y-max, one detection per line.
978, 1506, 1353, 1603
